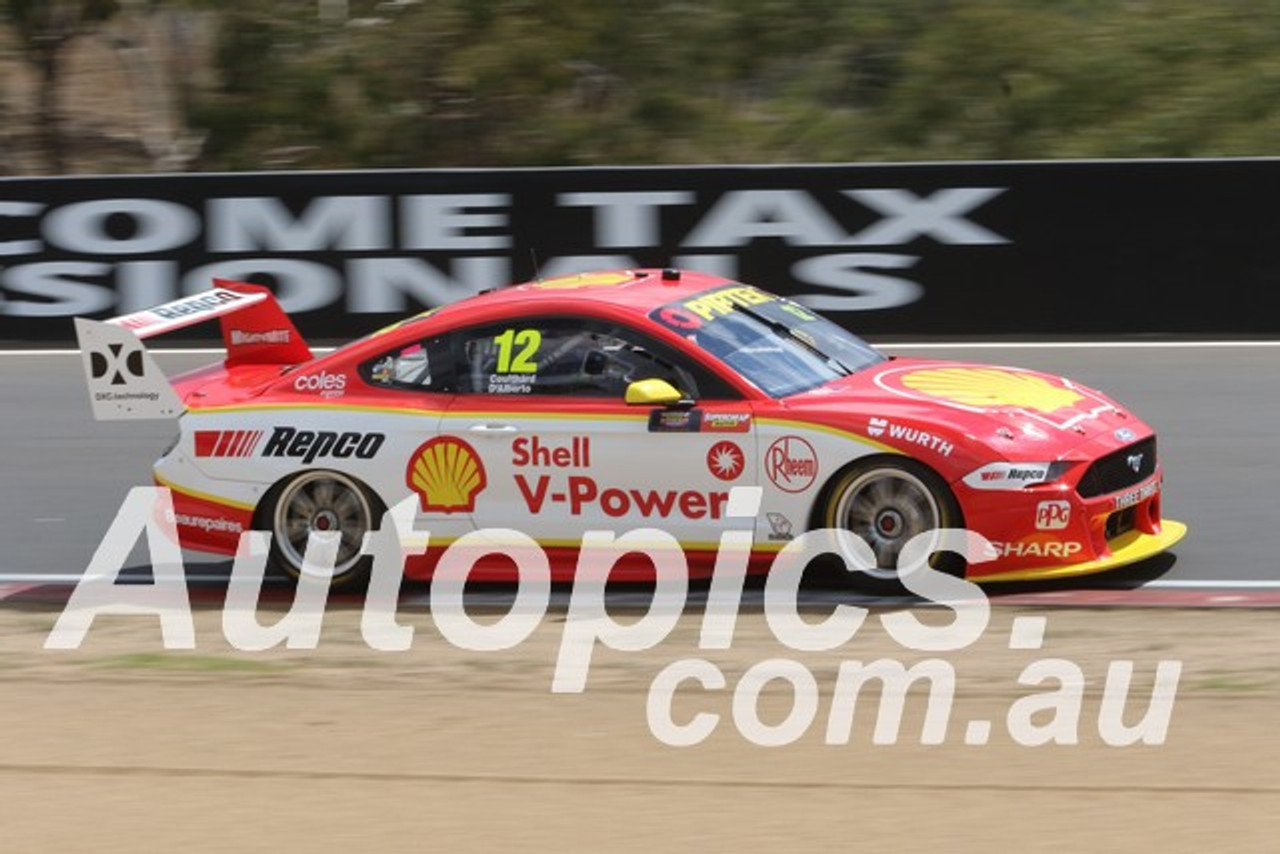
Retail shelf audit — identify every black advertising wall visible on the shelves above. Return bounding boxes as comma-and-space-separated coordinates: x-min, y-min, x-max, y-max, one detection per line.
1, 158, 1276, 342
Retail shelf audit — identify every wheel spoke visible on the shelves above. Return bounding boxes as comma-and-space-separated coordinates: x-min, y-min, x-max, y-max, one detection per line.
900, 500, 929, 534
334, 489, 360, 520
865, 479, 897, 507
846, 502, 877, 530
339, 520, 363, 549
311, 479, 336, 510
286, 520, 311, 550
290, 490, 317, 518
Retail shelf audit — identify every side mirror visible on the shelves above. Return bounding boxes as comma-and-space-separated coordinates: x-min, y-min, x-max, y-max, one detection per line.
624, 378, 684, 406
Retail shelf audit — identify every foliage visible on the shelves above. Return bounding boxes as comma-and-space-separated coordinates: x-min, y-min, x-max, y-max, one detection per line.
15, 0, 1280, 170
3, 0, 121, 171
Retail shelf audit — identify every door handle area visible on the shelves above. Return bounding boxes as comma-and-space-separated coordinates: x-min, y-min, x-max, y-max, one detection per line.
468, 423, 519, 435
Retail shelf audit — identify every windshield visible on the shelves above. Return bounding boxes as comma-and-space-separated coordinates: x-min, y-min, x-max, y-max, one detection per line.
649, 284, 886, 397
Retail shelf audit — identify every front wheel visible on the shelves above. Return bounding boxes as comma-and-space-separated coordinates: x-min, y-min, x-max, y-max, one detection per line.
266, 470, 381, 590
818, 458, 964, 591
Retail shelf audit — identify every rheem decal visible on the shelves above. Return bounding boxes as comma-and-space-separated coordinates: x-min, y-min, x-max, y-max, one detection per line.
764, 436, 818, 493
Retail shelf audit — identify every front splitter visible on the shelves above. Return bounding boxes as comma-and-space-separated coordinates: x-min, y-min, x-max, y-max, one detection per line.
971, 519, 1189, 584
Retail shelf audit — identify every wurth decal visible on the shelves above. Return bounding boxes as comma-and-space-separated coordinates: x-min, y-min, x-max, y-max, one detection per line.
194, 429, 265, 458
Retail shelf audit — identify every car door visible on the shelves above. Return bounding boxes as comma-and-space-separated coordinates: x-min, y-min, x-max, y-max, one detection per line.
355, 332, 478, 545
441, 316, 757, 554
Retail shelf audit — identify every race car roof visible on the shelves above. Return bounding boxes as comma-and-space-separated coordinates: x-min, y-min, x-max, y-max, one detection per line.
442, 268, 737, 316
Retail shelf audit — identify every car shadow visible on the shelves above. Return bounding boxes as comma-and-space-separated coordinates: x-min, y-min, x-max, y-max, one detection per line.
978, 552, 1179, 599
14, 551, 1180, 613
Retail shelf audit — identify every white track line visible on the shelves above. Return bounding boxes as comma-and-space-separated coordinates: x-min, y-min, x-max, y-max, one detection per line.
0, 573, 1275, 588
1140, 579, 1280, 589
4, 341, 1280, 357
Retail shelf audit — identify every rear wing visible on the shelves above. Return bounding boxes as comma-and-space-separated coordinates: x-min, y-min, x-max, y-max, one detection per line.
75, 280, 312, 421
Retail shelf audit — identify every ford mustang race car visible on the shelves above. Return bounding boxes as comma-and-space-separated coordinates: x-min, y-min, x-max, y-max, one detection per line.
75, 268, 1185, 589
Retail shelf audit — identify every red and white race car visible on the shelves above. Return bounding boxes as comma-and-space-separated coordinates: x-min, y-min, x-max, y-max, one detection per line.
76, 268, 1185, 589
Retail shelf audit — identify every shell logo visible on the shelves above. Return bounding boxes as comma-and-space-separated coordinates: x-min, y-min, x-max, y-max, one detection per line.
899, 367, 1084, 414
406, 436, 487, 513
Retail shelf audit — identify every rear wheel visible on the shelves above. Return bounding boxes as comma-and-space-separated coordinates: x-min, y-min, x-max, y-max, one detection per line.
819, 457, 963, 592
266, 470, 381, 590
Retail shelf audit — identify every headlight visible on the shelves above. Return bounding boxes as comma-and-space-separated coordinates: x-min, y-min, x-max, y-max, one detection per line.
962, 461, 1074, 490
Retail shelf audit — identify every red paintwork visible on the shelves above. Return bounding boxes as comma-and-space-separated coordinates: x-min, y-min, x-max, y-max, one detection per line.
161, 269, 1170, 582
165, 485, 255, 554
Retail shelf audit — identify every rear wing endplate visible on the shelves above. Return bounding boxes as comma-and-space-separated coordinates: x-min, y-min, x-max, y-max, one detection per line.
75, 281, 312, 421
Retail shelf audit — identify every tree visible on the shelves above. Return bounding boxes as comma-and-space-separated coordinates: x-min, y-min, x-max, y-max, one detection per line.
4, 0, 120, 172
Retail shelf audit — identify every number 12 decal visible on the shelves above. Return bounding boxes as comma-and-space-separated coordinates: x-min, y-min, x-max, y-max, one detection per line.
493, 328, 541, 373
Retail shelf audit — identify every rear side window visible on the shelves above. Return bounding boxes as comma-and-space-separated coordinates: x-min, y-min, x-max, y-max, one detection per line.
360, 336, 453, 392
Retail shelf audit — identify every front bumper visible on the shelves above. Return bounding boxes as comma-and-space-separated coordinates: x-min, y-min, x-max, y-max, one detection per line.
956, 427, 1181, 582
972, 519, 1187, 584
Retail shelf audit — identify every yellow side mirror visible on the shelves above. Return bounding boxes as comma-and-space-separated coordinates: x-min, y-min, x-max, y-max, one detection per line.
625, 378, 684, 406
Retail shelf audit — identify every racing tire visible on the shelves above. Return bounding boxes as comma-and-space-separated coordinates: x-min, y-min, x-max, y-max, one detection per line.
816, 457, 965, 594
263, 470, 383, 591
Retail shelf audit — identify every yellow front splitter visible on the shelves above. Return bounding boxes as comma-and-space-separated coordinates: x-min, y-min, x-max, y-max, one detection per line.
971, 520, 1189, 585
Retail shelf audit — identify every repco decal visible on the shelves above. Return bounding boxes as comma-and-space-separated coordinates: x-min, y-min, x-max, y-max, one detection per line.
153, 290, 246, 320
261, 426, 384, 464
764, 436, 818, 493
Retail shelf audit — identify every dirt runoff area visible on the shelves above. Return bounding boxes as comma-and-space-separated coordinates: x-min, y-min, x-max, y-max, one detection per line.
0, 601, 1275, 853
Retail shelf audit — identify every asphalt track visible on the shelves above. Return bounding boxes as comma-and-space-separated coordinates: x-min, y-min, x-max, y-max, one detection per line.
1, 344, 1277, 595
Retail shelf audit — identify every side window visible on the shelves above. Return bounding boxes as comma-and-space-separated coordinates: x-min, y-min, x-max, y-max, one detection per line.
360, 336, 452, 392
455, 318, 728, 398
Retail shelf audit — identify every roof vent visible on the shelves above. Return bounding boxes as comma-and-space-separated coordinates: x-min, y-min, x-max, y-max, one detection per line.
661, 268, 681, 284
